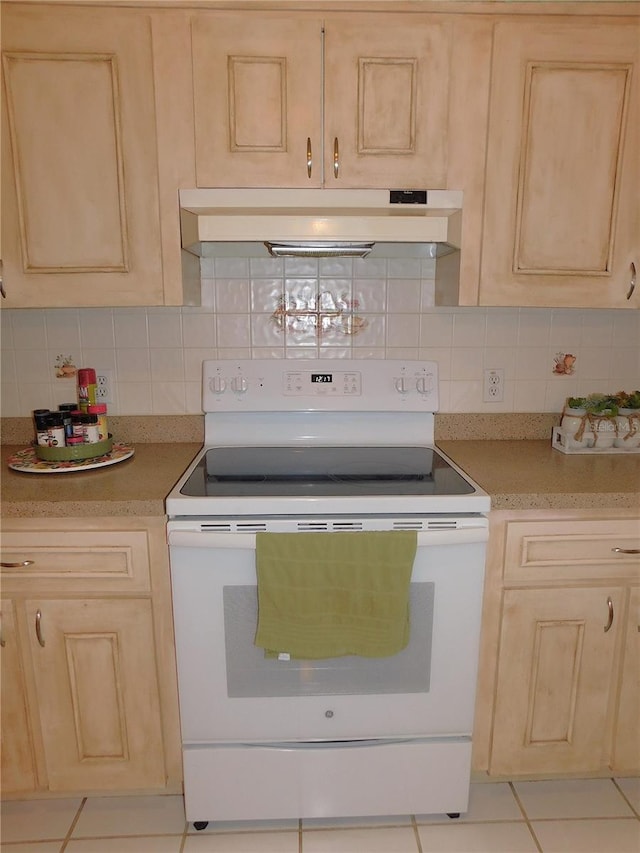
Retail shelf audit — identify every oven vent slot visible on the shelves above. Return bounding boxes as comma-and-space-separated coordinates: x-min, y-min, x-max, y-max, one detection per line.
427, 520, 458, 530
236, 522, 269, 533
296, 521, 364, 532
200, 522, 234, 532
392, 521, 425, 530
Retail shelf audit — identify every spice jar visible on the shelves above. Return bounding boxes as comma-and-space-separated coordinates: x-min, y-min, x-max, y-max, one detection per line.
87, 404, 108, 441
40, 412, 65, 447
33, 409, 51, 445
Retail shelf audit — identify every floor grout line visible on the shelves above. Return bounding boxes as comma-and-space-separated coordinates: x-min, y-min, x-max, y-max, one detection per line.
509, 781, 543, 853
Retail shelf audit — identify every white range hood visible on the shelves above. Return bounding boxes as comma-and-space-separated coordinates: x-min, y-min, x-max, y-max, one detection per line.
180, 188, 462, 259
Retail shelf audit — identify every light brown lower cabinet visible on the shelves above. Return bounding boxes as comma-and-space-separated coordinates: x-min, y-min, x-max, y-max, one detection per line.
0, 518, 181, 796
474, 511, 640, 779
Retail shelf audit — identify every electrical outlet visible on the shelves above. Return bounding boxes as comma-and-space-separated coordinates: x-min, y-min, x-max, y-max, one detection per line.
96, 370, 113, 404
483, 368, 504, 403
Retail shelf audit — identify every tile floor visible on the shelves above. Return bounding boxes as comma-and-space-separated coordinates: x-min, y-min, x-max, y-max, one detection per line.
1, 777, 638, 853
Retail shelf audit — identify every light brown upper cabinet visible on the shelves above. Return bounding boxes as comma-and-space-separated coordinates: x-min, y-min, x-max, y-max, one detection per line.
1, 4, 195, 307
191, 12, 451, 189
479, 17, 639, 309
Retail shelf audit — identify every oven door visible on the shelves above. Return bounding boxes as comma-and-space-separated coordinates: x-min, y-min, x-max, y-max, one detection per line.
168, 523, 487, 744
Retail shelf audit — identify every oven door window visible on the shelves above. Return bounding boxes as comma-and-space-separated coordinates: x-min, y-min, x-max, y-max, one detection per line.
223, 583, 434, 698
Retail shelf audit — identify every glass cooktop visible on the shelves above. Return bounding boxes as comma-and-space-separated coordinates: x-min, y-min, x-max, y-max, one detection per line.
179, 446, 476, 498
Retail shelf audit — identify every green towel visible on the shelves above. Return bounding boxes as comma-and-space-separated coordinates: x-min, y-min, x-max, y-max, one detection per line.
254, 531, 417, 659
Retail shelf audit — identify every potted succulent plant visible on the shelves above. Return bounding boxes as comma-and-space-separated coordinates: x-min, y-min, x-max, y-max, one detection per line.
613, 390, 640, 448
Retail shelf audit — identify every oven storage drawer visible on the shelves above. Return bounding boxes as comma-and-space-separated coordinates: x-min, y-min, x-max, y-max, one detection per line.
183, 738, 472, 822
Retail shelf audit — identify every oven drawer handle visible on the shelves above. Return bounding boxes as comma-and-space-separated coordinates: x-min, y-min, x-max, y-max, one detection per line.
168, 527, 489, 549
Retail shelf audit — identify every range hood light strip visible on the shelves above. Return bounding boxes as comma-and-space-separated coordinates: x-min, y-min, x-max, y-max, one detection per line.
264, 242, 375, 258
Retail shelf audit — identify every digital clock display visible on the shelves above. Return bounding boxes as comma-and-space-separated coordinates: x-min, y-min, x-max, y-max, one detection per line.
311, 373, 333, 383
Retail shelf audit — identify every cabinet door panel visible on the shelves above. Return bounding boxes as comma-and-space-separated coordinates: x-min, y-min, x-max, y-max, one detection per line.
0, 599, 37, 793
192, 13, 322, 187
490, 587, 623, 776
325, 16, 450, 188
1, 5, 164, 306
612, 587, 640, 773
27, 598, 165, 791
480, 19, 639, 308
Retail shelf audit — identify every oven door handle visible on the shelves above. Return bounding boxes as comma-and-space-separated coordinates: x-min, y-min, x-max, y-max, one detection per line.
167, 528, 489, 549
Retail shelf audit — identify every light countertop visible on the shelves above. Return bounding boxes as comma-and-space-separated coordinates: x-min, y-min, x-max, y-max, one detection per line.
1, 438, 638, 518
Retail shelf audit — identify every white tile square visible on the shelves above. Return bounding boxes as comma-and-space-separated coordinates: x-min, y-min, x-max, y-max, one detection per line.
116, 348, 151, 382
513, 778, 635, 820
616, 777, 640, 813
1, 309, 15, 349
420, 313, 454, 348
485, 309, 519, 347
151, 381, 187, 414
150, 347, 185, 383
214, 257, 249, 278
251, 279, 284, 313
1, 797, 82, 842
302, 825, 418, 852
10, 309, 47, 350
578, 347, 613, 381
82, 349, 117, 375
581, 311, 615, 346
45, 309, 82, 351
72, 795, 186, 838
284, 256, 318, 277
418, 347, 452, 380
451, 347, 484, 381
148, 312, 183, 348
386, 280, 421, 313
531, 818, 640, 853
452, 311, 487, 347
517, 309, 552, 347
215, 279, 250, 314
118, 381, 153, 415
113, 311, 149, 348
354, 256, 387, 278
17, 350, 51, 383
513, 380, 548, 412
417, 821, 538, 852
184, 829, 299, 852
386, 314, 420, 348
182, 314, 216, 349
549, 309, 582, 350
216, 315, 251, 349
515, 347, 549, 380
67, 837, 183, 853
78, 310, 116, 349
416, 782, 522, 824
184, 348, 217, 382
353, 279, 386, 313
250, 256, 284, 277
320, 257, 354, 277
387, 258, 421, 279
612, 310, 640, 343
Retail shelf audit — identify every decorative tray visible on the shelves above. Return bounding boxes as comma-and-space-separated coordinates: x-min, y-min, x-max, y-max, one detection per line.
7, 442, 134, 473
552, 426, 640, 455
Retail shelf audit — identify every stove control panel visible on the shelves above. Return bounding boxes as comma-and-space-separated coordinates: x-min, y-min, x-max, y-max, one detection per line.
202, 359, 439, 412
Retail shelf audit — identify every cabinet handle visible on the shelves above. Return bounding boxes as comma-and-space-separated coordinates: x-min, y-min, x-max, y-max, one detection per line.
626, 261, 636, 300
611, 547, 640, 554
604, 596, 614, 633
0, 259, 5, 299
333, 137, 339, 179
35, 609, 45, 647
1, 560, 35, 567
0, 620, 5, 648
306, 137, 313, 179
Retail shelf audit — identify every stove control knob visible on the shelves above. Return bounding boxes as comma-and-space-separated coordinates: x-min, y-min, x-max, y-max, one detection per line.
416, 375, 433, 395
209, 376, 226, 394
231, 375, 248, 394
394, 376, 410, 394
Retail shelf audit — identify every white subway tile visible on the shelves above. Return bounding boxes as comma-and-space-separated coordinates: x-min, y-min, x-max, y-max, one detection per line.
451, 347, 484, 381
182, 314, 216, 349
386, 313, 419, 348
420, 313, 454, 348
386, 280, 421, 313
215, 279, 250, 313
118, 381, 152, 415
513, 380, 548, 412
11, 310, 47, 350
148, 312, 183, 348
150, 348, 185, 383
115, 348, 151, 382
151, 381, 186, 414
216, 314, 251, 349
452, 311, 487, 347
114, 311, 149, 348
485, 309, 519, 347
45, 309, 81, 351
78, 310, 116, 349
517, 309, 552, 347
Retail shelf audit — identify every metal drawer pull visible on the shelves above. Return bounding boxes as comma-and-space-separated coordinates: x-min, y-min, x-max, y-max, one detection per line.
0, 259, 5, 299
611, 547, 640, 554
35, 609, 45, 647
0, 622, 5, 648
1, 560, 35, 568
604, 597, 614, 633
333, 137, 339, 179
307, 137, 312, 178
626, 261, 636, 300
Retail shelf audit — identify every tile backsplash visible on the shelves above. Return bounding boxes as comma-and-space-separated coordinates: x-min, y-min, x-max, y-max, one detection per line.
1, 254, 638, 417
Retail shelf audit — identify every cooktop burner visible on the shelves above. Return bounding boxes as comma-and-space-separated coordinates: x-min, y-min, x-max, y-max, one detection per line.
179, 446, 475, 499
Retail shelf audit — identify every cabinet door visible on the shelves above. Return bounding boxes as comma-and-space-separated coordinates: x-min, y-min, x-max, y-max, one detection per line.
0, 599, 37, 793
612, 587, 640, 773
26, 598, 165, 791
324, 15, 450, 189
192, 13, 323, 188
480, 19, 639, 308
489, 587, 624, 776
1, 5, 165, 307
